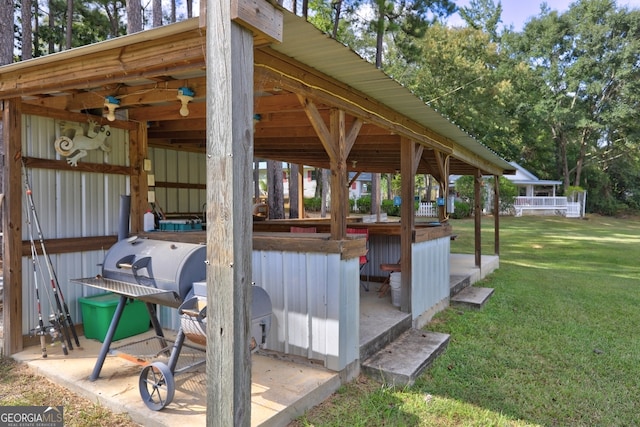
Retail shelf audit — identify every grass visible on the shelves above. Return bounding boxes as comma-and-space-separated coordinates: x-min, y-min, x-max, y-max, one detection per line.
294, 215, 640, 426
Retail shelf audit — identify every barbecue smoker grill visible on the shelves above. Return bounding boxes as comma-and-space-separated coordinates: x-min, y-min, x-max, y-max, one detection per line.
72, 236, 272, 410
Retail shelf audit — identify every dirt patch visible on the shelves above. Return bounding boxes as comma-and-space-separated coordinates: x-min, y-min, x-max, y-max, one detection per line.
0, 356, 140, 426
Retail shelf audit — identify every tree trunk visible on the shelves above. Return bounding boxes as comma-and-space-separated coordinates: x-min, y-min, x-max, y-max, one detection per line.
267, 160, 285, 219
289, 164, 299, 219
170, 0, 176, 23
152, 0, 162, 27
331, 0, 342, 38
127, 0, 143, 33
253, 160, 261, 202
48, 0, 55, 53
65, 0, 73, 49
187, 0, 193, 18
21, 0, 33, 60
320, 169, 329, 218
0, 0, 11, 64
371, 173, 380, 215
33, 0, 40, 57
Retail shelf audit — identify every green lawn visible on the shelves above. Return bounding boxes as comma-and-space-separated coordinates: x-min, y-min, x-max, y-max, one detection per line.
295, 215, 640, 426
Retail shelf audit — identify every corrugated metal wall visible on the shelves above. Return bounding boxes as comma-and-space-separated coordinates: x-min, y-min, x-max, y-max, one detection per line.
411, 237, 450, 321
148, 148, 206, 217
252, 250, 360, 371
21, 115, 130, 334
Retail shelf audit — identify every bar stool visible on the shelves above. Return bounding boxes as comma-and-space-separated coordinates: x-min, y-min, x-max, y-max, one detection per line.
378, 262, 401, 297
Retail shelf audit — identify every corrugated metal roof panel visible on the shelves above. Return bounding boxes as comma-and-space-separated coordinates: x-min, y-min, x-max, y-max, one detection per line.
271, 12, 513, 173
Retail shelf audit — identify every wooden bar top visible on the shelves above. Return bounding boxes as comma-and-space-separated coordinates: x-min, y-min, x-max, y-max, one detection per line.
137, 220, 452, 245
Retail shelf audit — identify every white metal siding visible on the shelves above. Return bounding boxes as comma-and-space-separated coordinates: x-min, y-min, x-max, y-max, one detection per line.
20, 115, 130, 334
411, 237, 450, 321
149, 147, 206, 217
252, 250, 360, 371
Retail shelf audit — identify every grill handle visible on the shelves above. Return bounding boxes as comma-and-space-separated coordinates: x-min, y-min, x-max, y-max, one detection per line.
131, 256, 153, 286
115, 254, 135, 269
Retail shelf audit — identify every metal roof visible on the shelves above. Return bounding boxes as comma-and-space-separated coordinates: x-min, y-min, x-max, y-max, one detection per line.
270, 11, 514, 174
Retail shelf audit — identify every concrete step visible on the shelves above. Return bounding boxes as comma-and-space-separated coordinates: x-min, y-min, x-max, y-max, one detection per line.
360, 314, 412, 362
451, 286, 494, 309
449, 274, 470, 298
361, 329, 450, 386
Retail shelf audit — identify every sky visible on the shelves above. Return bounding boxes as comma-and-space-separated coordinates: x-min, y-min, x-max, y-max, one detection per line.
448, 0, 640, 31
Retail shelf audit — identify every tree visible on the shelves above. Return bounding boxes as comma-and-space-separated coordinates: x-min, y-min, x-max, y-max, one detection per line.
0, 0, 11, 65
289, 164, 300, 218
458, 0, 503, 42
21, 0, 33, 59
267, 160, 285, 219
127, 0, 142, 33
65, 0, 73, 49
152, 0, 162, 27
515, 0, 640, 197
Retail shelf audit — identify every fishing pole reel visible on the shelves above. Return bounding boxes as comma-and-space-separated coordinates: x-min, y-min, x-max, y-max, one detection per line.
47, 314, 69, 356
30, 324, 49, 358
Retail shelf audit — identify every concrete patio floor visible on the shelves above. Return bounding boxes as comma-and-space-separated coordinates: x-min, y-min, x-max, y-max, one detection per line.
5, 253, 498, 426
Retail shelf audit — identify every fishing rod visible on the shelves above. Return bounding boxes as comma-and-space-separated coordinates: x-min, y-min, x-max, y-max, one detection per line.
28, 239, 51, 357
24, 179, 68, 356
22, 162, 79, 350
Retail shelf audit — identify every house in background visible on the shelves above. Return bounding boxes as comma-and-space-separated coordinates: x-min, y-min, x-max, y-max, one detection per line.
506, 162, 584, 217
508, 161, 562, 198
453, 162, 584, 217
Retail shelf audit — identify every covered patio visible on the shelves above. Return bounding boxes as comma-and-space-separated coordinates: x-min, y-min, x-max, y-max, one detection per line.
1, 3, 513, 424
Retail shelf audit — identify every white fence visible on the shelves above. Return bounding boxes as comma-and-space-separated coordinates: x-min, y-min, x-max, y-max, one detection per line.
416, 202, 438, 217
514, 196, 569, 217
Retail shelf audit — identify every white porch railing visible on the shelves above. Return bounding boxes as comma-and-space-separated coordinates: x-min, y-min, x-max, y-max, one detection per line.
513, 196, 569, 217
514, 196, 568, 208
416, 202, 438, 217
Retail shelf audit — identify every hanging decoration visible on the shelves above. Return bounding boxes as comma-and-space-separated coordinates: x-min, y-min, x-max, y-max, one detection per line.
104, 96, 121, 121
54, 119, 111, 166
177, 87, 194, 116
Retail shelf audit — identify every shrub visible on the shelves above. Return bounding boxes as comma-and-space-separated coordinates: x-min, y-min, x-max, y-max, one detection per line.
450, 200, 471, 219
356, 195, 371, 213
303, 197, 322, 212
381, 199, 399, 216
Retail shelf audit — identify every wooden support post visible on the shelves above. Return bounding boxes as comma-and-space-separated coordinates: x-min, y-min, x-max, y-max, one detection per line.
400, 137, 415, 313
474, 169, 482, 268
2, 98, 23, 355
297, 163, 304, 217
129, 122, 149, 234
493, 175, 500, 256
205, 12, 254, 427
329, 109, 347, 240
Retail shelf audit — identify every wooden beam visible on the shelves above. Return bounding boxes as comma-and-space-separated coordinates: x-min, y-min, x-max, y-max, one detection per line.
21, 236, 118, 256
400, 137, 415, 313
231, 0, 283, 43
23, 76, 208, 111
413, 145, 424, 175
254, 51, 454, 154
297, 95, 336, 161
22, 157, 132, 176
206, 16, 254, 425
21, 104, 136, 131
345, 118, 363, 154
3, 98, 24, 355
474, 168, 482, 268
434, 151, 450, 222
329, 109, 348, 240
129, 122, 149, 234
0, 22, 207, 98
494, 175, 500, 256
128, 102, 207, 122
